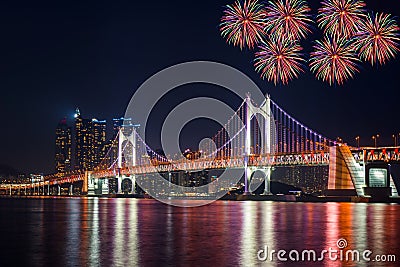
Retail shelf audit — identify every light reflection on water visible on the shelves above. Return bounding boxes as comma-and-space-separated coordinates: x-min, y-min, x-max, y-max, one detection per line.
89, 197, 99, 266
240, 201, 257, 266
0, 198, 399, 266
65, 199, 80, 266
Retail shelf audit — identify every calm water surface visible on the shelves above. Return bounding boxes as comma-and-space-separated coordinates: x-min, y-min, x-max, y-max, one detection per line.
0, 198, 399, 266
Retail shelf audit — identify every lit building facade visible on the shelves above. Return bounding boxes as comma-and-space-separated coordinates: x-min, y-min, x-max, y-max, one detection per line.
30, 173, 44, 183
91, 119, 107, 168
55, 118, 72, 174
112, 117, 132, 138
74, 108, 107, 171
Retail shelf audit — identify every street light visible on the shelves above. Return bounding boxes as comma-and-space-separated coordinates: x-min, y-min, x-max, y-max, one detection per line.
355, 136, 360, 148
372, 135, 377, 148
336, 137, 343, 144
393, 134, 397, 147
376, 134, 380, 147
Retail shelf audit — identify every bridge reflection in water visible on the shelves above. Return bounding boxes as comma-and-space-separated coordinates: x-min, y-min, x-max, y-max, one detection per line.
0, 198, 399, 266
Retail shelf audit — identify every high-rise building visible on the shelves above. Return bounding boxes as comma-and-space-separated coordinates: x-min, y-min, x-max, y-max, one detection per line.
113, 117, 133, 138
74, 108, 107, 171
91, 119, 107, 168
55, 118, 72, 174
113, 117, 124, 138
75, 108, 91, 171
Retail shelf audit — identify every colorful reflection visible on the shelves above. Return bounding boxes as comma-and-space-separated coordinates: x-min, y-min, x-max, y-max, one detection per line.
0, 199, 399, 266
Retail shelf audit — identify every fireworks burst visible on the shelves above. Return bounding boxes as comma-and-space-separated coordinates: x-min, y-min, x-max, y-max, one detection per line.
317, 0, 366, 38
254, 36, 306, 85
265, 0, 313, 40
309, 36, 361, 85
219, 0, 400, 86
355, 12, 400, 65
220, 0, 267, 50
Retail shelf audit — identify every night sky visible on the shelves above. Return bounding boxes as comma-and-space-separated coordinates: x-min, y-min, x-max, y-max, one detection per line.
1, 0, 400, 174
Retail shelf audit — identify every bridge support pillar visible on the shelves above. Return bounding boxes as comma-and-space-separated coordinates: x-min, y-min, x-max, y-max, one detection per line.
47, 184, 50, 196
244, 165, 251, 195
130, 175, 136, 194
263, 167, 272, 195
82, 171, 90, 195
9, 185, 12, 196
117, 176, 122, 194
69, 184, 73, 196
57, 185, 61, 195
24, 186, 27, 196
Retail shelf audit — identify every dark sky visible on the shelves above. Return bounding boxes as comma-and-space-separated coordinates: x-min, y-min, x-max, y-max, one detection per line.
1, 0, 400, 174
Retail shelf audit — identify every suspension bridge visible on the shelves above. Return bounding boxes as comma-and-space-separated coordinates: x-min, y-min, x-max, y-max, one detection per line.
2, 95, 400, 199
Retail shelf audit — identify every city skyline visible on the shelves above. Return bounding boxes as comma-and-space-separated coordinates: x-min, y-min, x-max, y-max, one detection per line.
1, 0, 400, 174
60, 111, 136, 174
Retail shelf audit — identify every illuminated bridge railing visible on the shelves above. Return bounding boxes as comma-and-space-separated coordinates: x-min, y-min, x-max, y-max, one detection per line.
352, 147, 400, 163
89, 151, 330, 179
47, 174, 85, 185
39, 147, 399, 184
12, 147, 400, 188
0, 174, 85, 190
266, 152, 330, 166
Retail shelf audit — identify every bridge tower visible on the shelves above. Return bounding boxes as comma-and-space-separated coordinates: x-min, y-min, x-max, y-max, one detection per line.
244, 96, 251, 194
244, 94, 272, 195
117, 126, 137, 194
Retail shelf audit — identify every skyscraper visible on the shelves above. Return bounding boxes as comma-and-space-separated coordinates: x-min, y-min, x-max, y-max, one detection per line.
74, 108, 107, 171
75, 108, 90, 170
55, 118, 72, 174
113, 117, 124, 138
91, 118, 107, 168
113, 117, 132, 138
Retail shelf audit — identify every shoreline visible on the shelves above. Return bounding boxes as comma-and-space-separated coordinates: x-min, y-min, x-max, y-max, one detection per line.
1, 194, 400, 203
